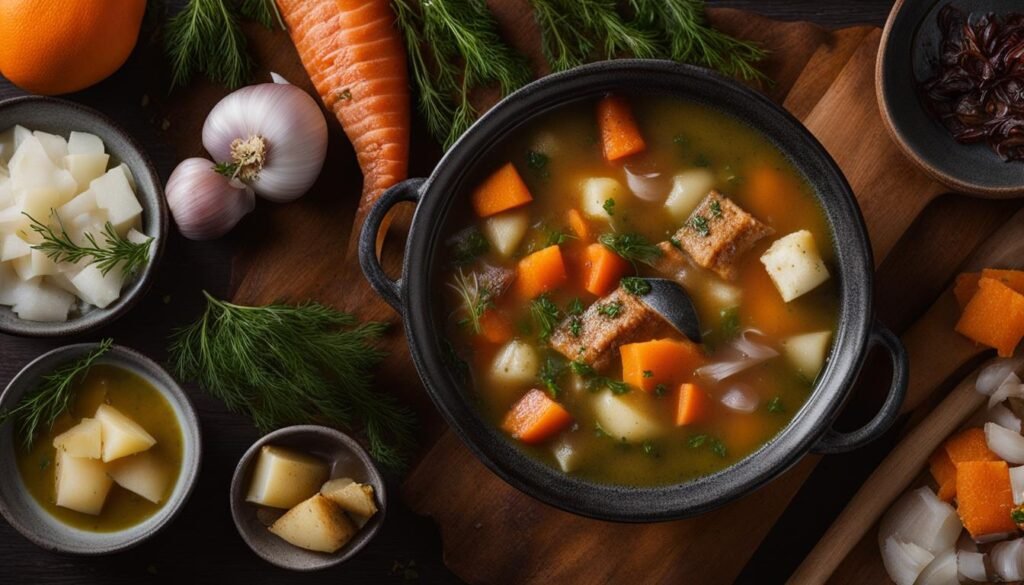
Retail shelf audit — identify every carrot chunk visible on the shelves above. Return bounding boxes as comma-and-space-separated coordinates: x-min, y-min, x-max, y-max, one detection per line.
501, 389, 573, 444
944, 427, 1000, 464
741, 163, 805, 224
675, 383, 711, 426
478, 310, 514, 345
955, 276, 1024, 357
620, 339, 703, 392
567, 209, 590, 241
582, 243, 630, 297
953, 272, 981, 309
928, 449, 958, 502
515, 245, 568, 299
471, 163, 533, 218
597, 95, 646, 161
956, 460, 1018, 539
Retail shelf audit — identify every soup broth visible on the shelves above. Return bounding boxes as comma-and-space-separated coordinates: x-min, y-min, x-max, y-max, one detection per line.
441, 95, 838, 486
16, 364, 183, 531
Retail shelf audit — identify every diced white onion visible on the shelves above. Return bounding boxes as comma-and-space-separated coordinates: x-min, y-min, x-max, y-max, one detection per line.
989, 378, 1024, 408
720, 384, 759, 413
623, 165, 670, 202
985, 422, 1024, 464
988, 404, 1022, 433
977, 358, 1024, 395
1011, 466, 1024, 505
957, 550, 988, 582
990, 538, 1024, 581
881, 537, 934, 585
878, 487, 962, 554
913, 550, 959, 585
696, 329, 778, 381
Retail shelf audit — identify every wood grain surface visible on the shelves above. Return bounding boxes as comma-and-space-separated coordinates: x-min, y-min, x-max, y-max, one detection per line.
2, 1, 1018, 584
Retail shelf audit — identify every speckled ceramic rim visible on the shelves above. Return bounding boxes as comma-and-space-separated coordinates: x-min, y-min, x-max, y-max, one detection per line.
0, 343, 202, 554
360, 60, 908, 522
229, 425, 388, 571
876, 0, 1024, 198
0, 95, 168, 337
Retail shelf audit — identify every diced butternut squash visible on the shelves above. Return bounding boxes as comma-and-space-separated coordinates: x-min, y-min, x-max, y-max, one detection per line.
675, 383, 711, 426
478, 309, 514, 345
269, 494, 356, 553
515, 245, 567, 298
471, 163, 533, 218
597, 96, 646, 161
246, 445, 330, 509
95, 404, 156, 462
760, 230, 831, 302
52, 417, 102, 459
944, 427, 1000, 465
501, 389, 573, 444
54, 450, 112, 515
582, 243, 630, 296
567, 208, 590, 241
954, 272, 981, 308
107, 451, 171, 504
955, 277, 1024, 357
620, 338, 703, 392
320, 478, 379, 520
928, 449, 958, 502
482, 209, 529, 257
956, 460, 1017, 539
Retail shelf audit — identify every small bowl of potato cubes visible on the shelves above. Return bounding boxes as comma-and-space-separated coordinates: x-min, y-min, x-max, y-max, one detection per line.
230, 425, 386, 571
0, 96, 166, 337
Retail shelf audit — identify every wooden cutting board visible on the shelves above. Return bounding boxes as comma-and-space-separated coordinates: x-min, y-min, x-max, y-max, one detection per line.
153, 4, 1021, 584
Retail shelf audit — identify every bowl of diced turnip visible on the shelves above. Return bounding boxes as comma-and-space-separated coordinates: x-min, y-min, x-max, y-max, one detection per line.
229, 426, 387, 571
0, 96, 166, 337
0, 343, 201, 554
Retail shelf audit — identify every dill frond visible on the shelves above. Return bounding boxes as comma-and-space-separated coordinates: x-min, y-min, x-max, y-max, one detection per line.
26, 212, 153, 277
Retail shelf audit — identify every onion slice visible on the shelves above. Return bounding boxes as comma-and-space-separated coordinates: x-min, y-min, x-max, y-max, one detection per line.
720, 384, 759, 413
988, 403, 1022, 433
1011, 465, 1024, 505
879, 487, 962, 554
696, 329, 779, 382
988, 377, 1024, 408
985, 422, 1024, 464
957, 550, 988, 582
882, 537, 935, 585
623, 165, 670, 202
977, 358, 1024, 395
991, 538, 1024, 581
913, 550, 958, 585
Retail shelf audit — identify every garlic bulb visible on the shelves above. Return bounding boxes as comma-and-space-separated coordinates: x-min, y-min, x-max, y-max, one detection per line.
165, 158, 255, 240
202, 77, 328, 202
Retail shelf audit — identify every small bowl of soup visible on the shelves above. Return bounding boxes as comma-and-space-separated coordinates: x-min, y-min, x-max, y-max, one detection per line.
359, 60, 909, 521
0, 343, 201, 553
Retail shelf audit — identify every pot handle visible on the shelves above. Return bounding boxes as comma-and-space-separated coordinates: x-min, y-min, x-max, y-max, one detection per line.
813, 323, 908, 455
358, 178, 425, 315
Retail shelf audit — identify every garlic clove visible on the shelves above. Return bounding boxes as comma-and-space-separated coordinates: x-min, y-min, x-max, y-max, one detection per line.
165, 158, 255, 241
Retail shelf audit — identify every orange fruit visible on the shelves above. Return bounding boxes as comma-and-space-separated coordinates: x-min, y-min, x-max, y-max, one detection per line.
0, 0, 146, 95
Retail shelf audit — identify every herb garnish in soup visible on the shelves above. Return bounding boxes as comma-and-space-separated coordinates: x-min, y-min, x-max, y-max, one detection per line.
441, 95, 839, 486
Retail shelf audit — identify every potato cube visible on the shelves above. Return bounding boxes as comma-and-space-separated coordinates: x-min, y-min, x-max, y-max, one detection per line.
268, 494, 357, 553
664, 169, 715, 221
91, 169, 141, 234
12, 125, 32, 152
246, 445, 330, 509
482, 209, 529, 258
67, 132, 105, 156
759, 230, 830, 302
126, 229, 151, 246
52, 418, 102, 459
320, 478, 378, 519
116, 163, 136, 191
57, 190, 98, 222
107, 451, 171, 504
782, 331, 833, 379
13, 281, 75, 322
593, 391, 663, 442
0, 177, 12, 208
0, 233, 31, 262
0, 263, 36, 306
0, 126, 15, 164
66, 210, 109, 247
489, 340, 539, 387
54, 450, 112, 515
17, 186, 69, 225
33, 131, 68, 165
9, 137, 77, 201
64, 154, 109, 193
71, 264, 124, 308
95, 404, 157, 462
12, 249, 58, 281
580, 177, 626, 221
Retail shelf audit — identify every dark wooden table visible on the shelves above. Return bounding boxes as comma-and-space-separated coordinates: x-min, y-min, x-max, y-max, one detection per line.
0, 2, 897, 583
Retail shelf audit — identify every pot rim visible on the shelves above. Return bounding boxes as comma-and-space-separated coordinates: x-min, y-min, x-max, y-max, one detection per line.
401, 60, 875, 522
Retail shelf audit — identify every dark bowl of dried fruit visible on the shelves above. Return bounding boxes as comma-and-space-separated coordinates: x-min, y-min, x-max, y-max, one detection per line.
877, 0, 1024, 197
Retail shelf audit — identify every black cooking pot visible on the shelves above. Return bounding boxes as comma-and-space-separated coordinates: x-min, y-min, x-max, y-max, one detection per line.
359, 60, 908, 522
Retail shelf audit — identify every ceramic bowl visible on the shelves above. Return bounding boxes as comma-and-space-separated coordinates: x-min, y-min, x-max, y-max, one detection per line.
360, 60, 908, 522
0, 95, 167, 337
229, 425, 387, 571
877, 0, 1024, 197
0, 343, 202, 554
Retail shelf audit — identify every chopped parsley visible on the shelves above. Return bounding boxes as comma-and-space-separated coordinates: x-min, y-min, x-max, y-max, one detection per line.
689, 434, 727, 458
526, 150, 549, 175
694, 154, 711, 168
1012, 506, 1024, 524
642, 370, 653, 378
720, 306, 740, 340
337, 88, 353, 101
572, 359, 631, 395
603, 378, 631, 395
530, 295, 562, 341
597, 301, 623, 318
621, 276, 652, 296
570, 360, 595, 377
450, 229, 490, 265
603, 198, 616, 217
689, 215, 710, 237
767, 396, 785, 413
709, 199, 723, 218
654, 383, 668, 397
569, 316, 582, 338
538, 355, 565, 398
669, 236, 683, 250
641, 440, 659, 457
545, 229, 572, 246
598, 232, 664, 266
566, 297, 584, 315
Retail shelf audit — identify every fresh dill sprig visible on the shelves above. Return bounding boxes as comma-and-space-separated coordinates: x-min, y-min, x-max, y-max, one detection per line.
448, 268, 493, 334
26, 212, 153, 277
168, 293, 415, 469
392, 0, 531, 148
598, 232, 663, 267
0, 339, 113, 450
237, 0, 286, 30
165, 0, 254, 90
